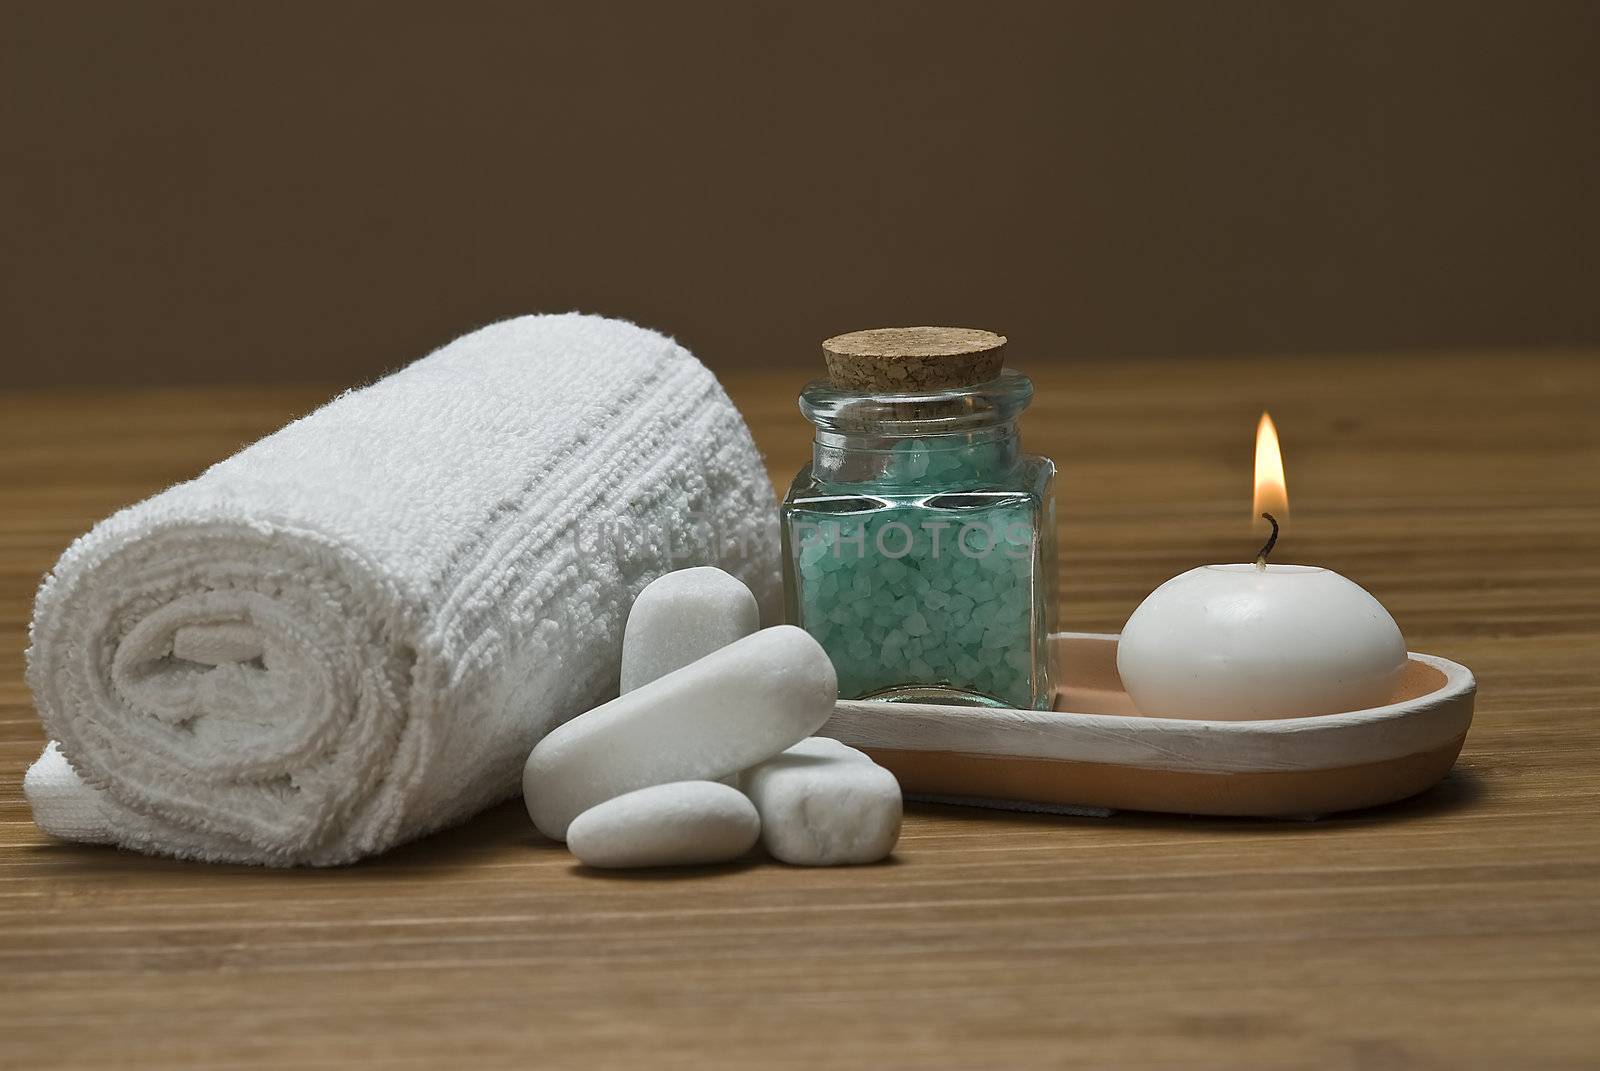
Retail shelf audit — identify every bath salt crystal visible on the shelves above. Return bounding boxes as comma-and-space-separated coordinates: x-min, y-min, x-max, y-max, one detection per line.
620, 567, 759, 693
523, 626, 836, 840
743, 737, 902, 866
566, 781, 760, 869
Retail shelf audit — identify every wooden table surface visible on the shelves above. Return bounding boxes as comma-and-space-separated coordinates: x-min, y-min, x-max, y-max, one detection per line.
2, 352, 1597, 1069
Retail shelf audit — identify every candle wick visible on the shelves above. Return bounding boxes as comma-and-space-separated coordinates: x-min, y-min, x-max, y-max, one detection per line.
1254, 512, 1280, 570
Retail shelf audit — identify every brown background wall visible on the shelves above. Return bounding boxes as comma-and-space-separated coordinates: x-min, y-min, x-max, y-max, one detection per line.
2, 1, 1596, 388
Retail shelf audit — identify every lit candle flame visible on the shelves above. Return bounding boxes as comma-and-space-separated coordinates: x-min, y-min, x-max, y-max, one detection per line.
1253, 411, 1288, 526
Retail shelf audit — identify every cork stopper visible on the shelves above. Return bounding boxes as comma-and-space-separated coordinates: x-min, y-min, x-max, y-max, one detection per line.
822, 327, 1007, 391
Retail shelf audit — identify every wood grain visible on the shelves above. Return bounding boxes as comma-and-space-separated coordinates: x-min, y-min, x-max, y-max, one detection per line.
1, 353, 1597, 1069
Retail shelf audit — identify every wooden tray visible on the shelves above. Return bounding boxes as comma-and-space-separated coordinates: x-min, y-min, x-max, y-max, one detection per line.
819, 632, 1476, 818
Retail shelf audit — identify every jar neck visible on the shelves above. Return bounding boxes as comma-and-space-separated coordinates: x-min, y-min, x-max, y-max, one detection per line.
812, 424, 1020, 485
800, 371, 1032, 487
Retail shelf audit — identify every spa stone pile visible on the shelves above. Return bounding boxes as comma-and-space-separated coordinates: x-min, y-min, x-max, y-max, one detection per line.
522, 567, 902, 869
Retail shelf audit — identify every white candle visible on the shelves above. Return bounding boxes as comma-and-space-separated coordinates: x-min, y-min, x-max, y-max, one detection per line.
1116, 563, 1406, 719
1115, 412, 1406, 720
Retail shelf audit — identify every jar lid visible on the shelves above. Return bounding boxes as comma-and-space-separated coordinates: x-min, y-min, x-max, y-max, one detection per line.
821, 326, 1007, 391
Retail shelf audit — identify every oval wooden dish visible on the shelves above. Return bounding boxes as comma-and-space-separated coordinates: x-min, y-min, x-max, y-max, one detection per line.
819, 632, 1476, 818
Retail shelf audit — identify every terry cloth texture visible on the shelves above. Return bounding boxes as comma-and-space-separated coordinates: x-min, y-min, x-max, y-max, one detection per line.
24, 313, 781, 865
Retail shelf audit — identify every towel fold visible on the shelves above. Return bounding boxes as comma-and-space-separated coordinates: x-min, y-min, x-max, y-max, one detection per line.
25, 313, 781, 865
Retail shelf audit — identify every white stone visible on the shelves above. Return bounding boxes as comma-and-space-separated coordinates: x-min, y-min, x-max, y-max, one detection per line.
524, 625, 837, 840
621, 567, 759, 693
617, 566, 755, 694
743, 737, 902, 866
750, 735, 873, 771
621, 567, 756, 791
566, 781, 760, 869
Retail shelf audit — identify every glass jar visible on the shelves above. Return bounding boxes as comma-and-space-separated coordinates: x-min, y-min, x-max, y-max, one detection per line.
780, 331, 1057, 710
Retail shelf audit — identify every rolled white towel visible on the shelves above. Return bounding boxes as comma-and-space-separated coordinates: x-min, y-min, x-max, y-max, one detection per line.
24, 313, 781, 866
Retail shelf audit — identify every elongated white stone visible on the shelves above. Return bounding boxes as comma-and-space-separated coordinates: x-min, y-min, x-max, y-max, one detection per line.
524, 625, 837, 840
772, 735, 874, 766
621, 566, 759, 693
567, 781, 760, 868
744, 737, 902, 866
